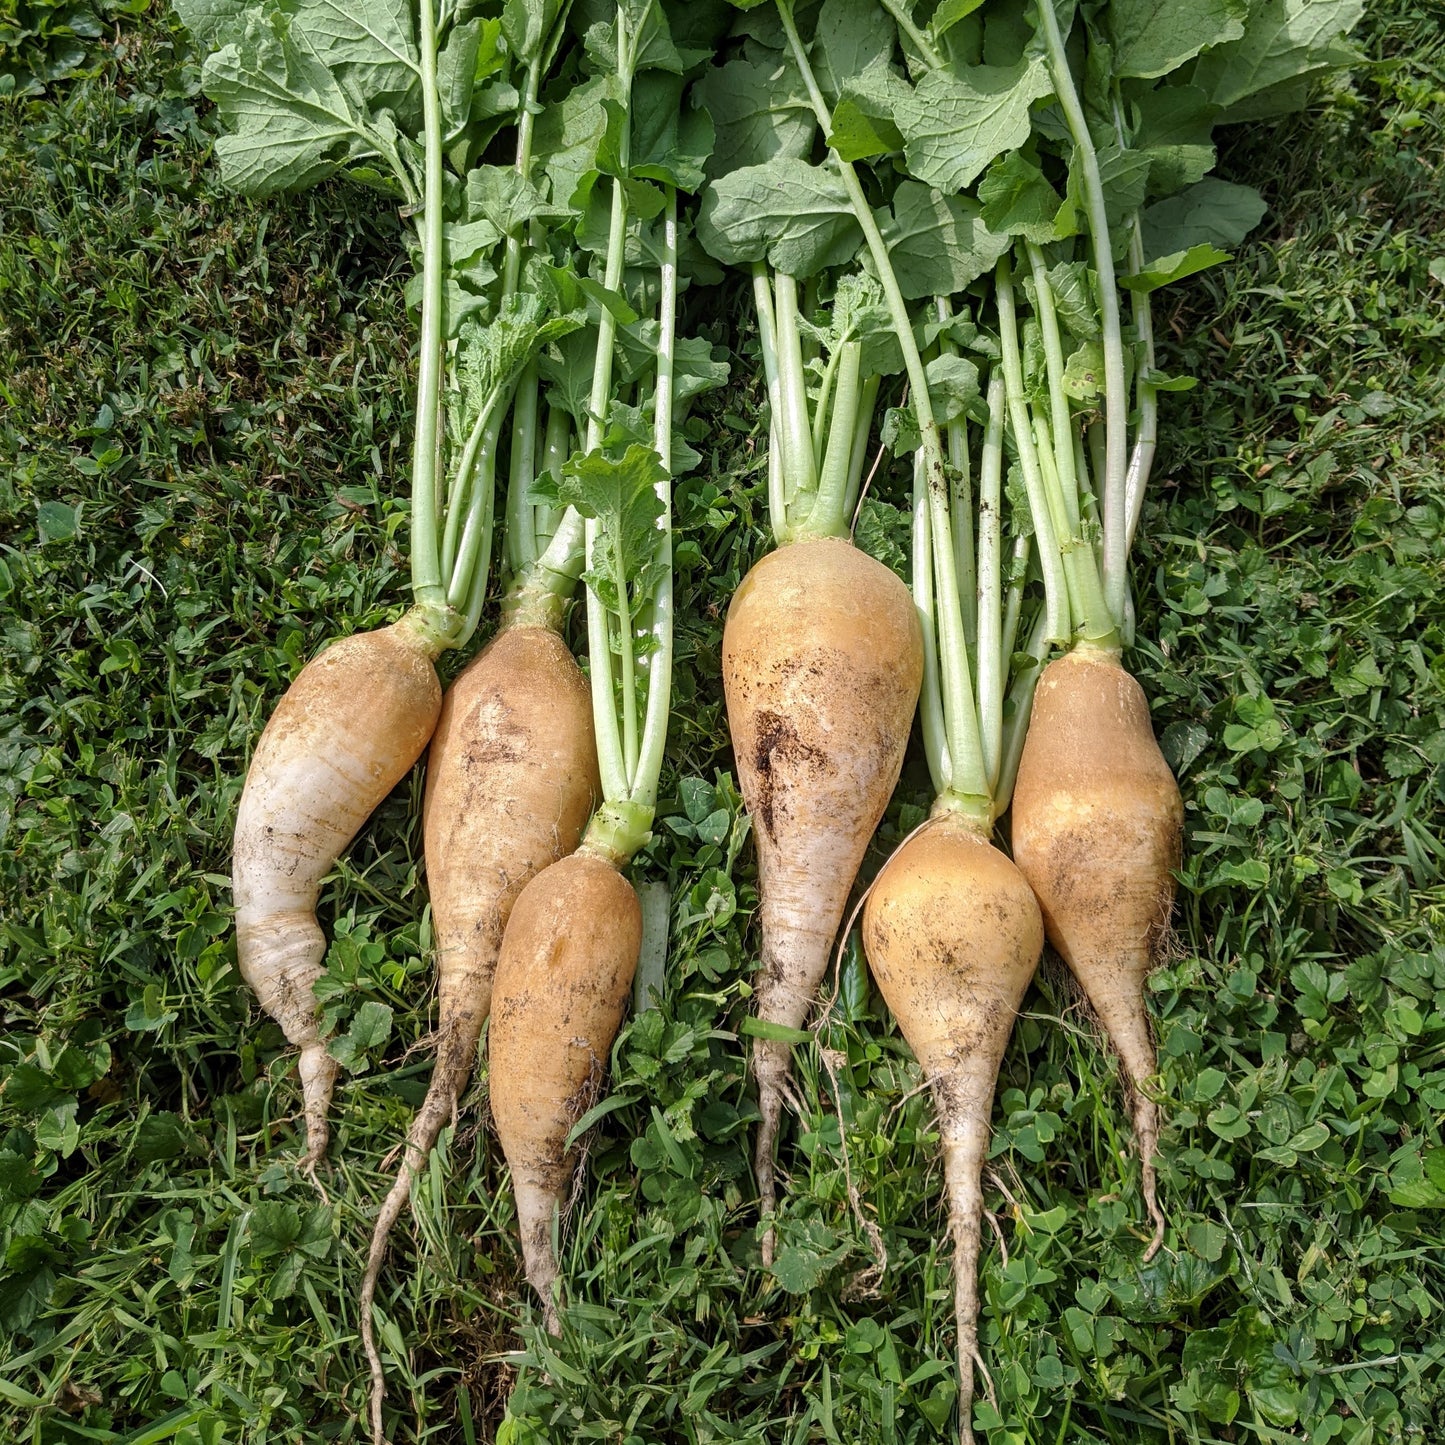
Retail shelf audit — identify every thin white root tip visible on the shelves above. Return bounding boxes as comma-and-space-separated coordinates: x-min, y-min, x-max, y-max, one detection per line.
361, 1302, 389, 1445
1134, 1091, 1166, 1262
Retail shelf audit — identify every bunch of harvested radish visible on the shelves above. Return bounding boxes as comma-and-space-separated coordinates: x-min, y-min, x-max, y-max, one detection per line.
177, 0, 591, 1173
703, 0, 1360, 1437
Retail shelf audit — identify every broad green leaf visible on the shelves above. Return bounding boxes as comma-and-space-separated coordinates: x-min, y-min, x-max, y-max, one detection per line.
1045, 260, 1099, 338
285, 0, 418, 104
202, 15, 401, 197
1108, 0, 1246, 80
853, 498, 910, 578
173, 0, 247, 46
465, 165, 567, 237
1129, 82, 1219, 196
1140, 176, 1266, 258
1063, 339, 1106, 400
556, 444, 667, 600
883, 353, 981, 452
978, 150, 1062, 242
693, 57, 813, 178
502, 0, 560, 64
812, 0, 893, 103
537, 330, 599, 423
1190, 0, 1363, 119
631, 71, 714, 193
536, 72, 625, 209
880, 181, 1009, 299
455, 293, 586, 432
828, 59, 909, 161
926, 352, 979, 423
895, 57, 1053, 194
1121, 242, 1231, 291
436, 17, 481, 136
931, 0, 986, 40
697, 158, 861, 278
573, 274, 639, 326
442, 216, 501, 270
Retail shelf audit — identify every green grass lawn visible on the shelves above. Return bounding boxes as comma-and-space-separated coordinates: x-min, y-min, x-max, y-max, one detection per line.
2, 4, 1443, 1443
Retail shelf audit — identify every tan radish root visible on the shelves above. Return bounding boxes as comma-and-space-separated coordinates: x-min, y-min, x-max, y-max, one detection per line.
359, 623, 597, 1442
232, 613, 444, 1170
1010, 644, 1184, 1260
862, 812, 1043, 1445
488, 850, 642, 1332
724, 536, 923, 1262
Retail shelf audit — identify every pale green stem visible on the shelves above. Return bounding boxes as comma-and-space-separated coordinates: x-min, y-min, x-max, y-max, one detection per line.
445, 393, 506, 614
1031, 407, 1090, 626
1113, 96, 1160, 553
535, 405, 568, 546
807, 340, 860, 539
1000, 533, 1030, 668
631, 189, 678, 813
1025, 241, 1081, 532
1037, 0, 1128, 626
977, 375, 1005, 795
843, 374, 880, 522
409, 0, 447, 607
582, 100, 634, 801
997, 610, 1051, 814
609, 522, 639, 786
937, 299, 976, 652
810, 344, 842, 468
505, 360, 541, 576
501, 58, 542, 298
1124, 220, 1158, 550
913, 449, 950, 798
997, 254, 1070, 644
778, 0, 987, 804
1033, 405, 1117, 646
766, 421, 786, 540
1075, 431, 1100, 535
751, 266, 790, 545
774, 272, 818, 520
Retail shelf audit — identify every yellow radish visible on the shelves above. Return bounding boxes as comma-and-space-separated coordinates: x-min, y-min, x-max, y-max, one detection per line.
724, 535, 922, 1259
862, 811, 1044, 1445
232, 611, 445, 1169
488, 849, 641, 1332
358, 621, 597, 1432
1010, 644, 1183, 1258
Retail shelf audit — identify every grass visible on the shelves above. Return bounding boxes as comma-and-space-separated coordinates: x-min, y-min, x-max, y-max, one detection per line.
1, 4, 1443, 1444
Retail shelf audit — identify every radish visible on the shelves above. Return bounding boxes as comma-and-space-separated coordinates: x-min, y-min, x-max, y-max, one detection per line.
699, 150, 925, 1264
182, 0, 586, 1168
490, 69, 727, 1318
725, 534, 921, 1260
233, 614, 446, 1170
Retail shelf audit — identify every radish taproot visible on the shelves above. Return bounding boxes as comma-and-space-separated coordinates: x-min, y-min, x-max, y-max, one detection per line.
490, 133, 726, 1325
1011, 646, 1183, 1254
233, 613, 446, 1169
724, 535, 921, 1257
